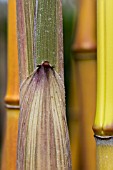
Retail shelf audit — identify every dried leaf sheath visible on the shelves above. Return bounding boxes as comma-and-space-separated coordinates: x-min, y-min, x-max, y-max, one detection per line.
17, 65, 71, 170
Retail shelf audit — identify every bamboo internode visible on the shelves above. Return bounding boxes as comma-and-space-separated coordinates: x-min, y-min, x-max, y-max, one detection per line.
5, 0, 19, 106
72, 0, 96, 52
2, 109, 19, 170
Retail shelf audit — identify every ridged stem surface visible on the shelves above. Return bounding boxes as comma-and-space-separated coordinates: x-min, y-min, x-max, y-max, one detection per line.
16, 0, 72, 169
93, 0, 113, 136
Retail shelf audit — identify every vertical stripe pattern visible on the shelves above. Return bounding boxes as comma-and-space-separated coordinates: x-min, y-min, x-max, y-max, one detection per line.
17, 65, 72, 170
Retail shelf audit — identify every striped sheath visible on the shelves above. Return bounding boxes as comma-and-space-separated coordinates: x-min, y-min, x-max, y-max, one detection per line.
17, 63, 72, 170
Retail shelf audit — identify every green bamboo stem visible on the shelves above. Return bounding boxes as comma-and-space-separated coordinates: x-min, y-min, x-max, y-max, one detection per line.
36, 0, 64, 78
17, 0, 63, 83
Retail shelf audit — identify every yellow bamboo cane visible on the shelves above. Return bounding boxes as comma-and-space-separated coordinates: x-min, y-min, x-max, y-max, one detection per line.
93, 0, 113, 169
93, 0, 105, 136
1, 0, 19, 169
93, 0, 113, 135
72, 0, 96, 169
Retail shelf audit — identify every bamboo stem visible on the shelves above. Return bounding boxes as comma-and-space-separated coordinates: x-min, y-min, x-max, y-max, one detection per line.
93, 0, 105, 135
93, 0, 113, 169
93, 0, 113, 136
16, 0, 71, 169
2, 109, 19, 170
68, 60, 80, 170
103, 0, 113, 133
1, 0, 19, 169
73, 0, 96, 52
72, 0, 96, 169
62, 1, 77, 169
95, 136, 113, 170
5, 0, 19, 106
17, 0, 64, 83
16, 0, 35, 82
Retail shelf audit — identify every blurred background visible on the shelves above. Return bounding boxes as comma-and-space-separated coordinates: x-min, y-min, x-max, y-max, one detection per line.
0, 0, 96, 169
